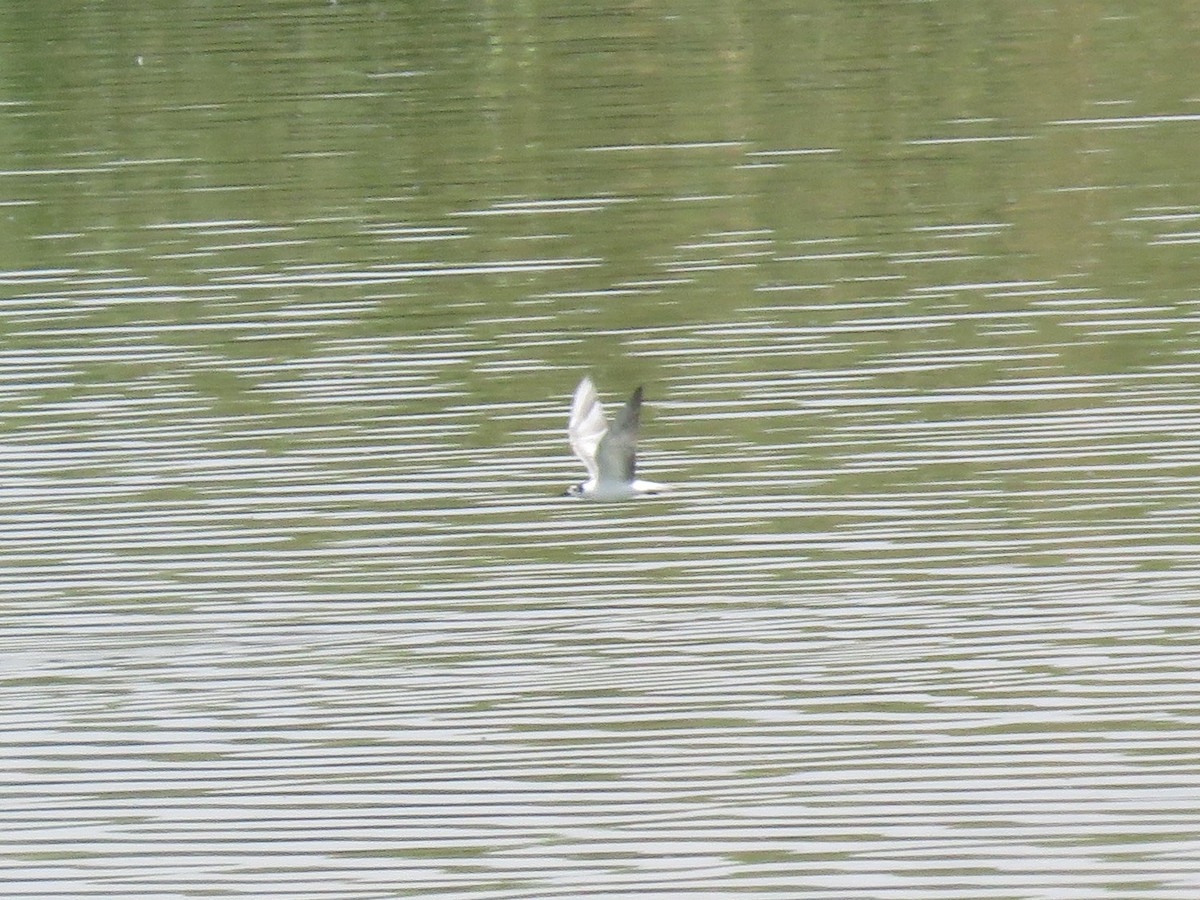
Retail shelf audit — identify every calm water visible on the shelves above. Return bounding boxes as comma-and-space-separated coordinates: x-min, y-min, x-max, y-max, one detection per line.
3, 2, 1200, 898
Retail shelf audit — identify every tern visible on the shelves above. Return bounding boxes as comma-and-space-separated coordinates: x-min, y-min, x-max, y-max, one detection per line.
565, 376, 668, 499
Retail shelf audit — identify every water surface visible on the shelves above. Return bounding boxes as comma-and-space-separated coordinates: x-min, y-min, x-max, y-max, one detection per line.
2, 2, 1199, 897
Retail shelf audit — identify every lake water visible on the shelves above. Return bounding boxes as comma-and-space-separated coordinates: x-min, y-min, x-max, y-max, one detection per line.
2, 2, 1199, 897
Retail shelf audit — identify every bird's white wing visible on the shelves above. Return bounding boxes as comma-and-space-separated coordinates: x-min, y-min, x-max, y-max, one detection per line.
595, 386, 641, 484
568, 377, 607, 479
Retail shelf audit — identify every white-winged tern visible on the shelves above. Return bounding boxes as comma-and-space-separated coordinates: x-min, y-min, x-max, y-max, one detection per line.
566, 376, 668, 499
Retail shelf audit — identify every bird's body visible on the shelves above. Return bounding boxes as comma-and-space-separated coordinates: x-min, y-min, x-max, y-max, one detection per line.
566, 377, 667, 499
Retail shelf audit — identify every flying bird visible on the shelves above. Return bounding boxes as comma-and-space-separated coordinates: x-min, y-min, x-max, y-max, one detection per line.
566, 376, 667, 499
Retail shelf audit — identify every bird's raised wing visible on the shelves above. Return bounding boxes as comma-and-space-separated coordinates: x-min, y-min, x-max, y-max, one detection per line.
568, 377, 607, 479
595, 385, 641, 484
